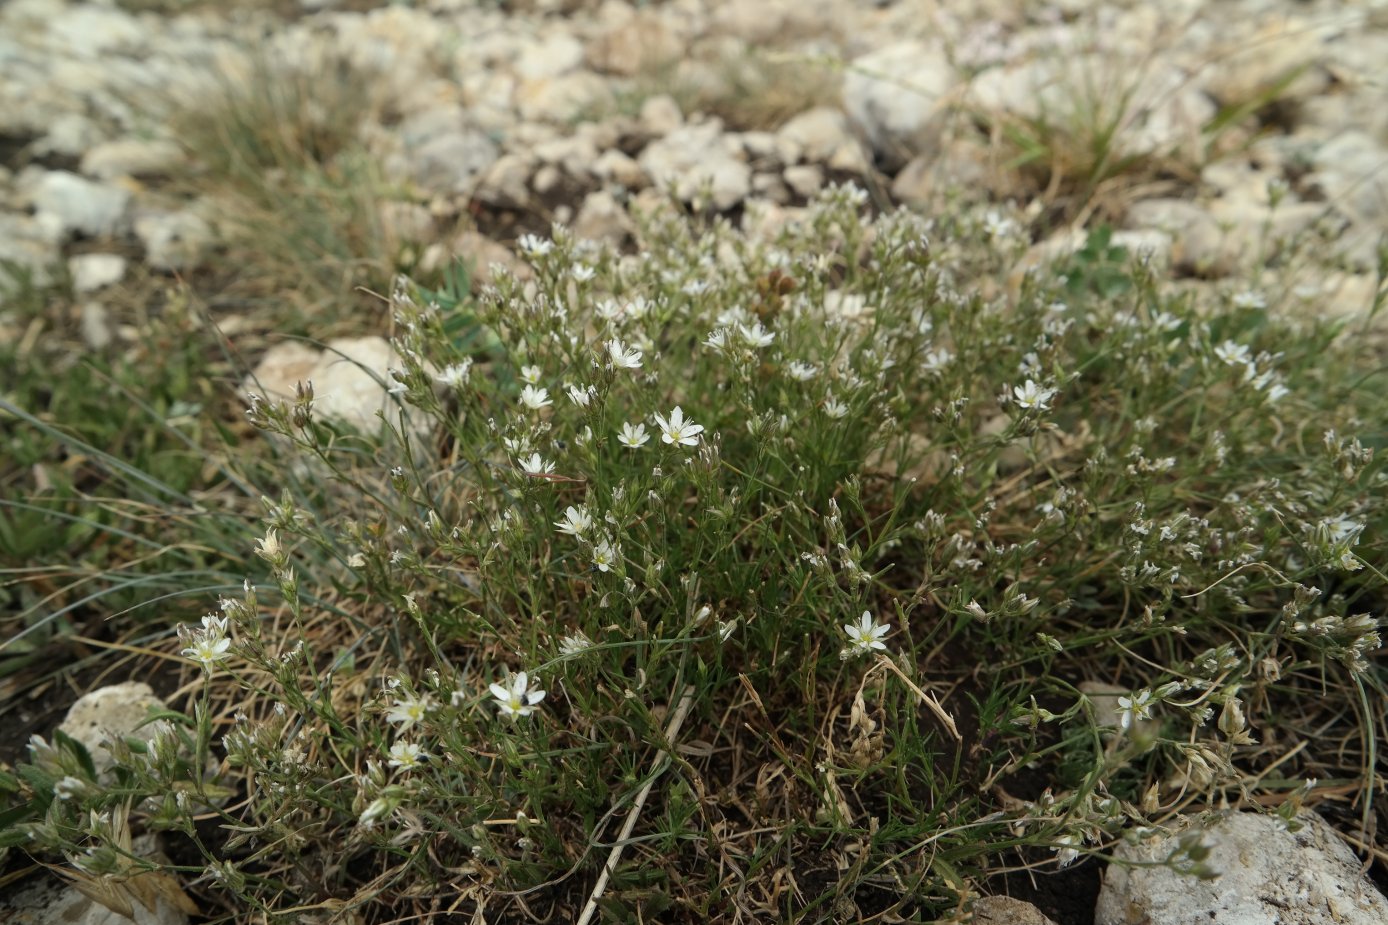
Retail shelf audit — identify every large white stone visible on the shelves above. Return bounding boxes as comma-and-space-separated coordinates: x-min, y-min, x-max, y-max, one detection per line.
245, 336, 430, 437
134, 210, 214, 272
32, 171, 130, 239
638, 120, 751, 211
842, 41, 954, 167
1097, 811, 1388, 925
57, 682, 167, 774
69, 253, 128, 293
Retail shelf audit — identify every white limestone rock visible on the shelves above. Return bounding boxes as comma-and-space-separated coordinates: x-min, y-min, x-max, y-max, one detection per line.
69, 253, 128, 293
57, 682, 167, 774
1096, 811, 1388, 925
134, 209, 214, 271
32, 171, 130, 239
843, 41, 954, 168
638, 120, 750, 211
81, 138, 185, 181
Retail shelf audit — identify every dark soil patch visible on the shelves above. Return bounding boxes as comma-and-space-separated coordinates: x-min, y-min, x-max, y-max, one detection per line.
992, 859, 1102, 925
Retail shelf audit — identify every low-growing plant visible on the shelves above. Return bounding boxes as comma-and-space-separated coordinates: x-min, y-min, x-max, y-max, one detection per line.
3, 187, 1385, 923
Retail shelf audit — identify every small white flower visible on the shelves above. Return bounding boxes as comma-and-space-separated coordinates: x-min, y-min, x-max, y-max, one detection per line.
739, 321, 775, 348
1115, 689, 1155, 732
652, 406, 704, 447
558, 630, 593, 656
554, 505, 593, 537
1012, 380, 1057, 411
385, 370, 409, 395
387, 740, 429, 771
571, 263, 595, 282
490, 671, 546, 719
516, 453, 555, 476
922, 348, 953, 373
182, 634, 231, 669
786, 361, 818, 382
201, 613, 229, 637
617, 421, 650, 449
592, 539, 620, 572
606, 338, 643, 369
823, 394, 849, 419
385, 694, 432, 729
518, 234, 554, 257
520, 384, 551, 410
1213, 340, 1251, 367
520, 365, 542, 385
567, 383, 594, 407
54, 776, 86, 801
595, 299, 623, 322
983, 210, 1019, 239
1231, 289, 1266, 310
843, 611, 890, 657
434, 361, 472, 390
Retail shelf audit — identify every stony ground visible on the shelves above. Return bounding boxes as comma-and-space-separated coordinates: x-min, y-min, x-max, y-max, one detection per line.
2, 1, 1387, 923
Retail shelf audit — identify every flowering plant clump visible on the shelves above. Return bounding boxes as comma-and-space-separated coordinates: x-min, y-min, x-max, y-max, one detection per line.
4, 187, 1384, 923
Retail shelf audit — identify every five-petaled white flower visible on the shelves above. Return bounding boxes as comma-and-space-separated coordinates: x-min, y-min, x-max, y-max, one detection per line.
490, 671, 546, 719
558, 630, 593, 656
823, 395, 849, 419
1213, 340, 1250, 367
520, 365, 542, 385
554, 505, 593, 537
387, 740, 429, 770
653, 406, 703, 447
520, 385, 551, 410
434, 362, 472, 390
385, 694, 432, 729
842, 611, 890, 657
787, 361, 818, 382
571, 264, 595, 282
182, 633, 231, 669
1012, 380, 1057, 411
739, 322, 775, 348
606, 338, 643, 370
1115, 689, 1155, 732
592, 539, 620, 572
516, 453, 555, 476
518, 234, 554, 257
617, 421, 650, 449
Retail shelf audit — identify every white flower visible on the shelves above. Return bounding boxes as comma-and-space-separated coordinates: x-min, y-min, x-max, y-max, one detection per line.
786, 361, 818, 382
606, 338, 643, 369
739, 321, 775, 348
592, 539, 620, 572
385, 694, 432, 729
567, 383, 594, 407
387, 740, 429, 771
842, 611, 890, 657
555, 505, 593, 537
1213, 340, 1251, 367
520, 385, 551, 410
1012, 380, 1057, 411
434, 361, 472, 390
595, 299, 623, 322
558, 630, 592, 656
490, 671, 546, 719
823, 394, 849, 419
703, 328, 730, 351
518, 234, 553, 257
385, 370, 409, 395
1231, 289, 1266, 310
516, 453, 555, 476
617, 421, 650, 449
182, 633, 231, 669
652, 406, 704, 447
571, 263, 595, 282
922, 348, 953, 373
520, 365, 542, 385
201, 613, 229, 637
983, 210, 1019, 239
54, 776, 85, 801
1115, 689, 1155, 732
